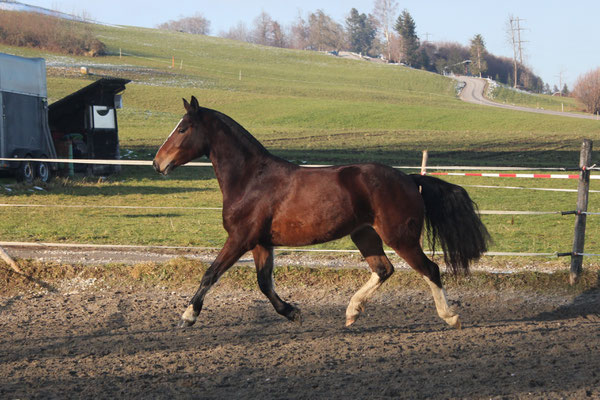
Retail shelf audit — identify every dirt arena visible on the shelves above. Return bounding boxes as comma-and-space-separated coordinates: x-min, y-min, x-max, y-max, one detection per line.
1, 273, 599, 399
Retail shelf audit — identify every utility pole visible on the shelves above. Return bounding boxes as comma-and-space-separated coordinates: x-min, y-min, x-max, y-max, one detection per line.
424, 32, 432, 43
555, 68, 567, 96
508, 16, 527, 88
516, 17, 525, 65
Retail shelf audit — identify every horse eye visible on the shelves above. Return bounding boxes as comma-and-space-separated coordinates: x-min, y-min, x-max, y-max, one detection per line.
178, 127, 187, 134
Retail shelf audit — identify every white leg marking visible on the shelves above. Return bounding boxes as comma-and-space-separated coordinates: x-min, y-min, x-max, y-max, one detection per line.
181, 304, 198, 323
346, 272, 382, 326
423, 276, 460, 327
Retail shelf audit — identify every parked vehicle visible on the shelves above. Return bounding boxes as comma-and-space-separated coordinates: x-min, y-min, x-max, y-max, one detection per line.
0, 53, 57, 182
0, 52, 130, 182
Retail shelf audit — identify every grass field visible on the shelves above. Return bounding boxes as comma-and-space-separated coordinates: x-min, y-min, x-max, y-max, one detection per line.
490, 84, 583, 114
1, 22, 600, 265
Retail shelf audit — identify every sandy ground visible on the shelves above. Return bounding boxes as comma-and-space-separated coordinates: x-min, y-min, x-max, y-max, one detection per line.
1, 277, 599, 399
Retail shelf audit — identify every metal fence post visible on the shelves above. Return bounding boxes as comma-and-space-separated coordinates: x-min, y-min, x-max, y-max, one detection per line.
570, 139, 593, 285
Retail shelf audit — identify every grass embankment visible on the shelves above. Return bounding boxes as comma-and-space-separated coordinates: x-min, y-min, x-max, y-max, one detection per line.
1, 23, 600, 265
2, 257, 598, 298
490, 84, 583, 114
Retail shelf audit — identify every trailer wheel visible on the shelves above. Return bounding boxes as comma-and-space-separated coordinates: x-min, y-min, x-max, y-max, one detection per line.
36, 161, 52, 183
16, 161, 35, 183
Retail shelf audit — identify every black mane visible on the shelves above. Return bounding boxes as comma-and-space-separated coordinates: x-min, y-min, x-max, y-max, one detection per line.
204, 107, 270, 156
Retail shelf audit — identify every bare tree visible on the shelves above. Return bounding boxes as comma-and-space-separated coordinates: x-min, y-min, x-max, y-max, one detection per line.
220, 21, 251, 42
387, 32, 403, 63
269, 21, 287, 48
289, 12, 310, 49
573, 68, 600, 115
157, 13, 211, 35
372, 0, 398, 60
307, 9, 346, 51
252, 11, 273, 45
250, 11, 287, 47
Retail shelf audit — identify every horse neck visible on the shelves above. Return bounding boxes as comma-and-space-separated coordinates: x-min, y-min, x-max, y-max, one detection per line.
207, 117, 273, 200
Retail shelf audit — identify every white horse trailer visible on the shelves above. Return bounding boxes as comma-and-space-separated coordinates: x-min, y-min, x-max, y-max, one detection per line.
0, 53, 57, 182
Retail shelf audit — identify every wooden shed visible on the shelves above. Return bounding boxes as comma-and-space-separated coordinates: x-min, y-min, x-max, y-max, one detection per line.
48, 77, 130, 175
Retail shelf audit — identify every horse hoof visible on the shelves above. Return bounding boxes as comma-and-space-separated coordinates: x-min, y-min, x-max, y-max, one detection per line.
287, 307, 302, 326
445, 314, 461, 329
179, 319, 196, 328
345, 318, 356, 327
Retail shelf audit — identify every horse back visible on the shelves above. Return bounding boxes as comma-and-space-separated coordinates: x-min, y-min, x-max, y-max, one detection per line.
269, 163, 421, 246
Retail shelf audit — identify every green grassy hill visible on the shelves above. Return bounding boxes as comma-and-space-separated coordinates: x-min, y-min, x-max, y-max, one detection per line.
1, 22, 600, 261
4, 23, 599, 166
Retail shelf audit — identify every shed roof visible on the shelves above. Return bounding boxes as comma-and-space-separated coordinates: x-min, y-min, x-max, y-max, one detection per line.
49, 77, 130, 117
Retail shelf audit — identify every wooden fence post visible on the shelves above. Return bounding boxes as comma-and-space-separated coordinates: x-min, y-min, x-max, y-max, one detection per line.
419, 150, 428, 247
0, 245, 23, 274
420, 150, 428, 176
570, 139, 593, 285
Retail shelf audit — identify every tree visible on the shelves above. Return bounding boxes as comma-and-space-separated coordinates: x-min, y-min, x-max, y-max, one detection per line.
573, 68, 600, 114
469, 34, 488, 77
307, 10, 346, 51
220, 21, 251, 42
289, 13, 309, 49
372, 0, 398, 60
394, 9, 420, 67
269, 21, 287, 48
157, 13, 211, 35
249, 12, 287, 48
252, 11, 273, 46
543, 83, 551, 94
345, 8, 377, 55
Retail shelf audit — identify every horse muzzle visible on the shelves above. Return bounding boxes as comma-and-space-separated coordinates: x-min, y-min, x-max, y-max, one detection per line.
153, 159, 174, 176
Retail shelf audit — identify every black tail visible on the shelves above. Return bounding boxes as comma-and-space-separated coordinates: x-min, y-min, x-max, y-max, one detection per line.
410, 174, 490, 274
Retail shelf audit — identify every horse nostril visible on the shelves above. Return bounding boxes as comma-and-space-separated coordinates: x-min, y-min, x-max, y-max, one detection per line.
152, 159, 160, 172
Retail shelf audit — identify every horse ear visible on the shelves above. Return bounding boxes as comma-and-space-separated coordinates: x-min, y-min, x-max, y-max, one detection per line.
190, 95, 199, 110
183, 98, 191, 112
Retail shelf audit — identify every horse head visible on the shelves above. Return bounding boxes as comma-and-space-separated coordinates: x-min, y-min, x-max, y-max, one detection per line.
153, 96, 210, 175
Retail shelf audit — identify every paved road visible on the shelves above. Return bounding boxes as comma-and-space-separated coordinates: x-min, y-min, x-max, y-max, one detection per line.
456, 75, 599, 121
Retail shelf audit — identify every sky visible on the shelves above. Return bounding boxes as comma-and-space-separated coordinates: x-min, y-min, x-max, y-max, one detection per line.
21, 0, 600, 88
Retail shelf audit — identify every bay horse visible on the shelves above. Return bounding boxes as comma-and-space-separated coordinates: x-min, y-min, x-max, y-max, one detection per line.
153, 96, 490, 329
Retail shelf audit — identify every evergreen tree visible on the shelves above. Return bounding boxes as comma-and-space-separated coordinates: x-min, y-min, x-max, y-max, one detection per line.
469, 34, 488, 77
346, 8, 377, 55
394, 9, 420, 67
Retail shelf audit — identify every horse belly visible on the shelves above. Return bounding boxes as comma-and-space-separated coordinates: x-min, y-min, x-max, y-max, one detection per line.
270, 197, 361, 246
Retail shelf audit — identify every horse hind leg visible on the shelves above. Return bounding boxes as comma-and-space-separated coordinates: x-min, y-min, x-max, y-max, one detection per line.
396, 244, 461, 329
346, 227, 395, 327
252, 245, 302, 325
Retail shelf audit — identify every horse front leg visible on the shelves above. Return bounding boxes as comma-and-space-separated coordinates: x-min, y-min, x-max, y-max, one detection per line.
180, 238, 247, 328
252, 244, 302, 324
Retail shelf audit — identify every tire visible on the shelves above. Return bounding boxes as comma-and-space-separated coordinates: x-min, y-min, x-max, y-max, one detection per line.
16, 161, 35, 183
35, 161, 52, 183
